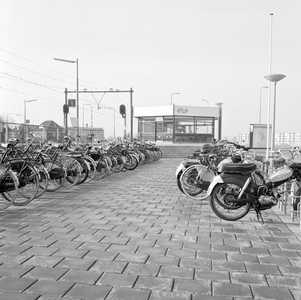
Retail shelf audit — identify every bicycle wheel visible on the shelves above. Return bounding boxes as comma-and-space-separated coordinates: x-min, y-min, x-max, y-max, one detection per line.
75, 157, 89, 185
180, 164, 215, 200
124, 154, 139, 171
94, 158, 109, 180
13, 163, 40, 206
63, 157, 81, 188
83, 155, 97, 183
0, 166, 18, 210
43, 159, 66, 192
35, 165, 49, 198
112, 154, 124, 173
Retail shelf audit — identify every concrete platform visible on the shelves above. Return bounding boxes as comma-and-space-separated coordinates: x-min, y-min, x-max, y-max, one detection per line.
0, 158, 300, 300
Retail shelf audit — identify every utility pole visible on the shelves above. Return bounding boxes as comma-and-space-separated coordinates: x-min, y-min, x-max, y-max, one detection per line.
63, 88, 134, 140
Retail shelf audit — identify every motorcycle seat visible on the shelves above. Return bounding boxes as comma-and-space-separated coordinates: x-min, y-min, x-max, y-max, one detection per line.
290, 162, 301, 169
222, 163, 257, 174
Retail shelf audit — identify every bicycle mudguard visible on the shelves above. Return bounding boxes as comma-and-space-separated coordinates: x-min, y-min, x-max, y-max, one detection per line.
207, 175, 223, 195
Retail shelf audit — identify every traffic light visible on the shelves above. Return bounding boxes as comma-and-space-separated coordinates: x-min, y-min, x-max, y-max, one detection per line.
63, 104, 69, 114
119, 104, 126, 118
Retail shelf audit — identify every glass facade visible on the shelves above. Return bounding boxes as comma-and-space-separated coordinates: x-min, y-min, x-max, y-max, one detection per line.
137, 115, 215, 143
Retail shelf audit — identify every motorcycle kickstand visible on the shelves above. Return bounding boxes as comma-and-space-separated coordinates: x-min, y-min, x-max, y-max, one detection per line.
255, 207, 265, 226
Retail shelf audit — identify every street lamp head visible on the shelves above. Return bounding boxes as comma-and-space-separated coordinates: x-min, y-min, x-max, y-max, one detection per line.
202, 99, 209, 106
215, 102, 223, 107
54, 58, 76, 64
264, 73, 286, 83
25, 99, 37, 103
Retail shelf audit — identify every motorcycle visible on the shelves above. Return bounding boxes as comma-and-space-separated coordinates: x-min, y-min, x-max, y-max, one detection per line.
176, 141, 251, 200
206, 155, 301, 224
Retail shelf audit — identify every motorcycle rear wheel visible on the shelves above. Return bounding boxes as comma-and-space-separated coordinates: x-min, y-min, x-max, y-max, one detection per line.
209, 176, 251, 221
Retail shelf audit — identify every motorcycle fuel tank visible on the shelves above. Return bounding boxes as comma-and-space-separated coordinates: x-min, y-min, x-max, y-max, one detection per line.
269, 165, 293, 183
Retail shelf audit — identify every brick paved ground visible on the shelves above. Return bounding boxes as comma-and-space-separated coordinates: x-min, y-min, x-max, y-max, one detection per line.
0, 158, 300, 300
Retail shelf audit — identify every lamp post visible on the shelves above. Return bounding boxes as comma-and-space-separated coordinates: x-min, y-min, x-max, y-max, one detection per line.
24, 99, 37, 139
215, 102, 223, 140
170, 93, 180, 105
259, 86, 268, 124
264, 73, 286, 170
202, 99, 209, 107
54, 58, 79, 138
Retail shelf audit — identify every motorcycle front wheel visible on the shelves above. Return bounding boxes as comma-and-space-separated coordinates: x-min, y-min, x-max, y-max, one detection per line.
210, 176, 251, 221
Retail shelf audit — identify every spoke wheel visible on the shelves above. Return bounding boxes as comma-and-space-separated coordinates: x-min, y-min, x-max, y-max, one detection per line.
210, 178, 251, 221
43, 159, 66, 192
35, 165, 49, 198
14, 163, 40, 206
0, 166, 18, 210
94, 158, 109, 180
180, 165, 215, 200
63, 158, 81, 188
83, 155, 97, 183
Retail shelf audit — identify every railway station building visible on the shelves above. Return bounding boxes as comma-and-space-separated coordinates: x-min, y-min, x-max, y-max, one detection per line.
134, 104, 222, 143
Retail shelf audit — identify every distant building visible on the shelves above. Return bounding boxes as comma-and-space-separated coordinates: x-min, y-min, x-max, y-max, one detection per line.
134, 104, 221, 143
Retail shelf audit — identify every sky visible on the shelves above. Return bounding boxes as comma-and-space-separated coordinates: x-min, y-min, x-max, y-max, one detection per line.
1, 0, 301, 140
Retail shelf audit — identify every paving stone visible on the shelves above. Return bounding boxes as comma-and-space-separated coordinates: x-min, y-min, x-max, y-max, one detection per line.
245, 263, 281, 275
55, 258, 95, 270
258, 255, 291, 266
227, 253, 259, 263
230, 272, 267, 285
66, 283, 111, 300
0, 277, 36, 292
147, 255, 179, 266
180, 257, 211, 270
167, 248, 196, 258
0, 263, 34, 277
197, 251, 227, 261
97, 273, 137, 287
134, 275, 173, 291
278, 265, 301, 277
174, 278, 211, 294
252, 285, 295, 300
23, 256, 64, 268
149, 290, 191, 300
59, 269, 101, 284
90, 260, 127, 274
106, 286, 150, 300
52, 248, 89, 259
23, 266, 68, 281
195, 270, 230, 282
266, 274, 300, 288
26, 279, 73, 296
0, 291, 39, 300
192, 294, 233, 300
159, 265, 194, 279
213, 282, 252, 298
123, 262, 161, 276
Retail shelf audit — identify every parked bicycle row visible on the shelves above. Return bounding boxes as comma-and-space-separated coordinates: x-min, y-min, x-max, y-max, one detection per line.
0, 134, 162, 211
